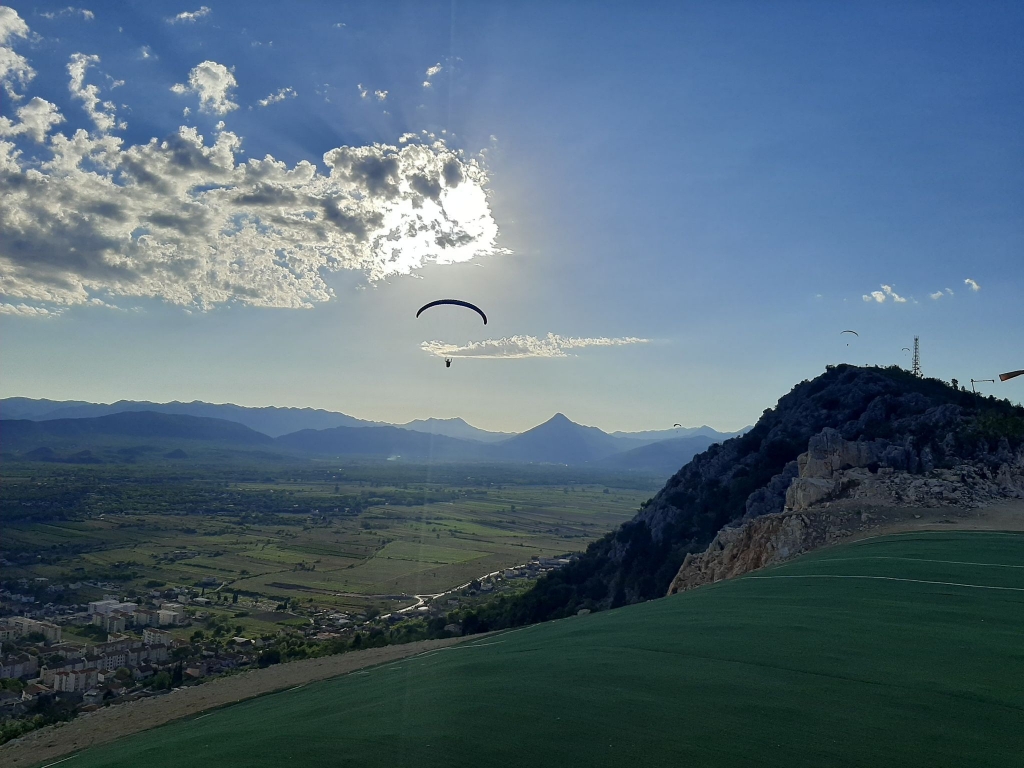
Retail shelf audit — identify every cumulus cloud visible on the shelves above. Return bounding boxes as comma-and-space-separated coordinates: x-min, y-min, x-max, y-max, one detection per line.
168, 6, 210, 24
374, 89, 387, 102
421, 334, 649, 359
0, 59, 504, 314
40, 7, 94, 20
256, 87, 296, 107
423, 62, 442, 88
0, 6, 34, 100
0, 96, 65, 143
357, 83, 368, 99
965, 278, 981, 292
861, 284, 907, 304
68, 53, 122, 132
930, 291, 945, 300
138, 45, 155, 60
171, 61, 238, 115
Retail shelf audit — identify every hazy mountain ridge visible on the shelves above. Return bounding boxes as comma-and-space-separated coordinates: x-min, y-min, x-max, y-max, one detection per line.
594, 434, 719, 476
498, 365, 1024, 623
0, 397, 738, 446
0, 409, 733, 473
398, 417, 513, 443
3, 399, 383, 437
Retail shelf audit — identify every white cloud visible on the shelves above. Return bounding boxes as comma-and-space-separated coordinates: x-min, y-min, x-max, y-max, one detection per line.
256, 87, 296, 107
861, 283, 906, 304
333, 22, 345, 29
421, 334, 649, 359
40, 7, 94, 21
68, 53, 122, 133
374, 89, 387, 102
0, 302, 60, 317
965, 278, 980, 292
168, 6, 210, 24
930, 291, 945, 300
0, 75, 504, 315
0, 96, 65, 143
357, 83, 367, 99
0, 6, 34, 100
423, 62, 443, 89
139, 45, 155, 60
172, 61, 238, 115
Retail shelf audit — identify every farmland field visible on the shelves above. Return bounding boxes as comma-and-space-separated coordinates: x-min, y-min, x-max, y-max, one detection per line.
60, 530, 1024, 768
0, 461, 654, 620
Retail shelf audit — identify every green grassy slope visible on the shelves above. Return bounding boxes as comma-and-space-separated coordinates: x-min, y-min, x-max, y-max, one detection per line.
65, 532, 1024, 768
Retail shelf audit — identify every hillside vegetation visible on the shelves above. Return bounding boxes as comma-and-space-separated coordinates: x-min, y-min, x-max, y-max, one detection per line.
494, 365, 1024, 623
55, 531, 1024, 768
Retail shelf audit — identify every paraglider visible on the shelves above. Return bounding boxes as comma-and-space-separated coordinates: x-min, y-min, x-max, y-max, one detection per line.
416, 299, 487, 325
673, 423, 682, 428
1000, 370, 1024, 382
417, 299, 487, 369
841, 330, 859, 347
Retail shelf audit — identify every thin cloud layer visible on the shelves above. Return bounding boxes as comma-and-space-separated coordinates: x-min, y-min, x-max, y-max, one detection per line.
256, 86, 296, 107
171, 60, 238, 115
862, 284, 907, 304
421, 334, 649, 359
168, 6, 210, 24
0, 19, 505, 315
965, 278, 981, 291
41, 7, 94, 21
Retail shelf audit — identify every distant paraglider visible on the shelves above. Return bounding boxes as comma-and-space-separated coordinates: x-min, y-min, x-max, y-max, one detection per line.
416, 299, 488, 325
1000, 370, 1024, 382
841, 329, 859, 347
673, 423, 682, 428
445, 358, 452, 369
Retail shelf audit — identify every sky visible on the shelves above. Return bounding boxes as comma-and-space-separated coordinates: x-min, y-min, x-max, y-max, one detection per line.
0, 1, 1021, 433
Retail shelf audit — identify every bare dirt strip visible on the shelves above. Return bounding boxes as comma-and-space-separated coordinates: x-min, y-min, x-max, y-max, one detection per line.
1, 635, 484, 768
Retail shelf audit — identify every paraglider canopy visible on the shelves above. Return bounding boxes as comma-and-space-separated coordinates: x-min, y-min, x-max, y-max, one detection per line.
673, 423, 682, 428
841, 330, 859, 336
1000, 370, 1024, 382
416, 299, 487, 325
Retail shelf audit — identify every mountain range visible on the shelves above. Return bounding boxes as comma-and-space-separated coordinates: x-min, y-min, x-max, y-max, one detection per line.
0, 397, 743, 444
0, 400, 737, 474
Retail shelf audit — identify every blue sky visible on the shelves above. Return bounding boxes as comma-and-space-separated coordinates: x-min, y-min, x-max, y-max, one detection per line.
1, 1, 1021, 432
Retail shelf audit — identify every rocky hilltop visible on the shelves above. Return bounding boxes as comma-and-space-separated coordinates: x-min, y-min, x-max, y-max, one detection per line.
668, 427, 1024, 593
498, 365, 1024, 624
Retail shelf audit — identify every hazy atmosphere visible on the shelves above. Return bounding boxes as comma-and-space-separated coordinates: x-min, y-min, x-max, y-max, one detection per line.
3, 4, 1024, 767
2, 1, 1020, 431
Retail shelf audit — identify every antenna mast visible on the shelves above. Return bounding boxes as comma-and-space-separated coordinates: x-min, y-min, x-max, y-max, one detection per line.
911, 336, 921, 377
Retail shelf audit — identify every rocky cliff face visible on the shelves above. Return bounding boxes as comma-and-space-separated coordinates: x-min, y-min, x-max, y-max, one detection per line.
500, 365, 1024, 624
668, 428, 1024, 595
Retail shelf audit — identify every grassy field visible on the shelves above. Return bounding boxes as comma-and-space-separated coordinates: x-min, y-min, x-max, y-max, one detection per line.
58, 530, 1024, 768
2, 464, 651, 619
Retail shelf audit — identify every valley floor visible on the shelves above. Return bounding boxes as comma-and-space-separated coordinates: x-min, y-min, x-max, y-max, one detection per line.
16, 520, 1024, 768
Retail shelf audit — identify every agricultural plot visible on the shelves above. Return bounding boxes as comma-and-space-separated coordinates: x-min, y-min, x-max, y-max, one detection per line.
1, 463, 652, 617
65, 531, 1024, 768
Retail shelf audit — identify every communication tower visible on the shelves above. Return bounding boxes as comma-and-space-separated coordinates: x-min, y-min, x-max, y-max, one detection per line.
911, 336, 921, 377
